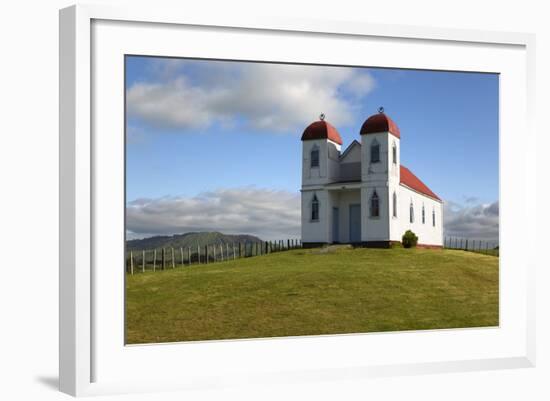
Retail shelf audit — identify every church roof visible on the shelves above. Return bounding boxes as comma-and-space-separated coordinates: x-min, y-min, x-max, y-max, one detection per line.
301, 120, 343, 145
360, 112, 400, 138
400, 165, 441, 201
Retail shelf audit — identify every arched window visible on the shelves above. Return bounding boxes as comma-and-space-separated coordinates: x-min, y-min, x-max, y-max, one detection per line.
311, 194, 319, 221
422, 205, 426, 224
310, 146, 319, 168
409, 202, 414, 223
432, 209, 436, 227
392, 191, 397, 217
370, 191, 380, 217
392, 142, 397, 164
370, 139, 380, 163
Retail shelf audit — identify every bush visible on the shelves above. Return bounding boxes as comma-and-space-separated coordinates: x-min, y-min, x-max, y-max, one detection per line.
402, 230, 418, 248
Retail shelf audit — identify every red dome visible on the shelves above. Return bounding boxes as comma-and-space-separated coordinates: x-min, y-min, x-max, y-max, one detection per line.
360, 113, 400, 138
301, 120, 343, 145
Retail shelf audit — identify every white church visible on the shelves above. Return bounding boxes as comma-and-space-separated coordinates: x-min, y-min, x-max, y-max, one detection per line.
300, 109, 443, 248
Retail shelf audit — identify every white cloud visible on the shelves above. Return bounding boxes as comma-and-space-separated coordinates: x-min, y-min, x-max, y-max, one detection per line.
126, 60, 375, 133
126, 187, 301, 240
443, 200, 499, 242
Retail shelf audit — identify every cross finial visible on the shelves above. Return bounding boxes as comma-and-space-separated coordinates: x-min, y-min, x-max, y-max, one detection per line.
319, 113, 325, 121
378, 106, 384, 114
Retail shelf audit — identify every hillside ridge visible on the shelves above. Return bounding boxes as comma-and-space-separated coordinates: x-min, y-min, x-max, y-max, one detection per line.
126, 231, 263, 251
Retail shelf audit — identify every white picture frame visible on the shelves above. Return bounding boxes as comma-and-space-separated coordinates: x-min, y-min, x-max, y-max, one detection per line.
59, 4, 536, 397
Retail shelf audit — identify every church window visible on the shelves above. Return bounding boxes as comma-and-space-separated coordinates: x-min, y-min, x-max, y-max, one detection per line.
310, 146, 319, 168
410, 202, 414, 223
432, 209, 436, 227
422, 205, 426, 224
370, 191, 380, 217
393, 192, 397, 217
392, 142, 397, 164
311, 194, 319, 221
370, 140, 380, 163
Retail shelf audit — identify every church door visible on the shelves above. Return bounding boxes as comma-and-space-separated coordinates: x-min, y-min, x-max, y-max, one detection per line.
349, 204, 361, 243
332, 207, 339, 243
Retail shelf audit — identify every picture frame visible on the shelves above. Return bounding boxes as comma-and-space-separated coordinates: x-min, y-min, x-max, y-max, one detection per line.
59, 4, 536, 397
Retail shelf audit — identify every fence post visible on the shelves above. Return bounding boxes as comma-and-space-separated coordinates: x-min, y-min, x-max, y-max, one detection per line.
130, 251, 134, 275
197, 245, 200, 264
287, 239, 290, 250
153, 249, 156, 272
233, 243, 236, 260
180, 247, 184, 265
205, 245, 208, 264
187, 247, 191, 265
171, 248, 175, 268
465, 239, 469, 251
161, 248, 166, 270
142, 250, 145, 273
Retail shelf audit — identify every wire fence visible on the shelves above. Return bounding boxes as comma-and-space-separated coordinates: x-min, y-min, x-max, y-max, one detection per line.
444, 237, 499, 257
126, 239, 303, 274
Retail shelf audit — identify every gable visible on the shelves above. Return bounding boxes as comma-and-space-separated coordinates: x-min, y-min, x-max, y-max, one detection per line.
339, 140, 361, 164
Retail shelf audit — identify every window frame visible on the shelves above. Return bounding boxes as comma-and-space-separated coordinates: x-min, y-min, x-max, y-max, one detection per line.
370, 191, 380, 218
370, 139, 380, 164
392, 191, 397, 218
409, 202, 414, 223
311, 194, 320, 221
310, 146, 320, 168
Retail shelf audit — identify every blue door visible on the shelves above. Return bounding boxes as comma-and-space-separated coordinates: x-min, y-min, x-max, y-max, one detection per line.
349, 204, 361, 243
332, 207, 339, 243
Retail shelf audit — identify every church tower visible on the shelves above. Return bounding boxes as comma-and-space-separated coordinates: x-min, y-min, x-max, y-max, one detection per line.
359, 108, 401, 244
300, 114, 343, 244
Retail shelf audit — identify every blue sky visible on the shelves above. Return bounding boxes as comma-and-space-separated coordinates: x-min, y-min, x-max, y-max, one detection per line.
125, 56, 499, 241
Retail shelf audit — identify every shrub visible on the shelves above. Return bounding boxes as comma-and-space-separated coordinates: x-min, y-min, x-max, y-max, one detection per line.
402, 230, 418, 248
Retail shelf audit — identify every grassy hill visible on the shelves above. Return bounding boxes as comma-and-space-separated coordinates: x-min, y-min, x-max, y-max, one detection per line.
126, 231, 263, 252
125, 247, 499, 344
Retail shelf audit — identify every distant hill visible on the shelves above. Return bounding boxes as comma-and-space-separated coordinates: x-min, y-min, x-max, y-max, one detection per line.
126, 232, 263, 252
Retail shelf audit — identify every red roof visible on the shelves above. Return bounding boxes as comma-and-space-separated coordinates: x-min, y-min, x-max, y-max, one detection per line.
400, 165, 441, 201
301, 120, 343, 145
360, 113, 400, 138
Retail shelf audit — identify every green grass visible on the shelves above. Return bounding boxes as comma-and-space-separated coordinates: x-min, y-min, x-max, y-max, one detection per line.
125, 247, 499, 344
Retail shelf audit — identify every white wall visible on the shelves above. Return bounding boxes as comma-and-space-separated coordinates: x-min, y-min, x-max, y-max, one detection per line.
301, 189, 330, 243
302, 139, 341, 187
395, 185, 443, 246
360, 186, 388, 241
